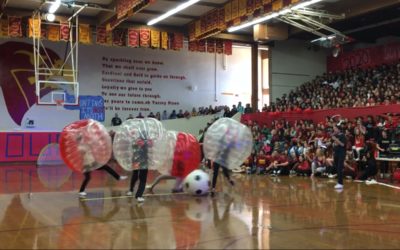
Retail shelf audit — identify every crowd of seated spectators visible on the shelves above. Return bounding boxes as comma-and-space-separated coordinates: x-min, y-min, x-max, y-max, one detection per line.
239, 114, 399, 183
263, 62, 400, 112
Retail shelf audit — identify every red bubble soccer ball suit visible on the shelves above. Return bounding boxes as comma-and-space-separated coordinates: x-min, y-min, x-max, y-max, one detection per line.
59, 119, 112, 173
170, 132, 201, 178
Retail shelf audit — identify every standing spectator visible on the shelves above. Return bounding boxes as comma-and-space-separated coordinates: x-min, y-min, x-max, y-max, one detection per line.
127, 114, 134, 120
155, 112, 161, 120
111, 113, 122, 126
332, 123, 346, 189
176, 110, 184, 118
148, 112, 156, 118
191, 108, 198, 117
169, 110, 177, 119
183, 110, 191, 119
161, 110, 168, 120
230, 105, 238, 117
376, 130, 391, 177
244, 103, 253, 114
237, 102, 244, 114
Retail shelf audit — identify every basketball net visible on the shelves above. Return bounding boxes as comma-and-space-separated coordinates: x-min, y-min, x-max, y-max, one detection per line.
56, 100, 64, 110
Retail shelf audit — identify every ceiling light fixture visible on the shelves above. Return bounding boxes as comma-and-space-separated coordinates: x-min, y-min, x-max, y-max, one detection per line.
228, 0, 325, 32
46, 13, 56, 22
228, 13, 279, 32
48, 0, 61, 14
147, 0, 200, 26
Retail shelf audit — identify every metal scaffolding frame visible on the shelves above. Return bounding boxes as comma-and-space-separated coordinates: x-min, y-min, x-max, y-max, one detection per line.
32, 5, 86, 105
277, 8, 351, 47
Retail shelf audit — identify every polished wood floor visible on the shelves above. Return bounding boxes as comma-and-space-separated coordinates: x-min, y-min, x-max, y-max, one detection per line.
1, 165, 400, 249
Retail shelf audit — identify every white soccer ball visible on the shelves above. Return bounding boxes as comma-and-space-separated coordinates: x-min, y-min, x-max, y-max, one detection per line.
183, 169, 210, 196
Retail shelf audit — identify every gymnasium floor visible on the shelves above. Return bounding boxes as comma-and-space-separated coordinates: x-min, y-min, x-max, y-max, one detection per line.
0, 165, 400, 249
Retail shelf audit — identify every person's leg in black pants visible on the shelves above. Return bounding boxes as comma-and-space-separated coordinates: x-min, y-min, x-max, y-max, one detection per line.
129, 169, 148, 200
129, 170, 139, 193
98, 165, 121, 180
336, 154, 345, 186
135, 169, 148, 199
211, 162, 234, 197
79, 172, 91, 193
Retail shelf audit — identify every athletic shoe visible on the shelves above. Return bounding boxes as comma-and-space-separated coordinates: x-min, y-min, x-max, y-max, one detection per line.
126, 191, 133, 196
79, 192, 87, 198
366, 179, 378, 185
334, 183, 344, 189
137, 197, 145, 203
119, 176, 128, 180
328, 174, 337, 179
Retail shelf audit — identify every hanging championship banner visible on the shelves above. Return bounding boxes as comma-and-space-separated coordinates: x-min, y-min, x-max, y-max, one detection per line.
195, 20, 201, 38
197, 40, 206, 52
272, 0, 283, 11
239, 0, 247, 17
188, 22, 195, 41
151, 30, 160, 48
224, 2, 232, 22
106, 31, 113, 46
127, 28, 139, 47
161, 31, 168, 50
47, 25, 60, 41
218, 8, 226, 30
8, 16, 22, 37
188, 41, 197, 52
28, 17, 41, 38
0, 19, 8, 37
291, 0, 300, 3
207, 39, 216, 53
40, 25, 47, 39
60, 22, 70, 41
172, 33, 183, 50
255, 0, 263, 9
224, 40, 233, 55
112, 29, 126, 46
96, 26, 107, 45
140, 29, 150, 47
231, 0, 239, 20
216, 39, 224, 54
79, 24, 91, 44
246, 0, 254, 15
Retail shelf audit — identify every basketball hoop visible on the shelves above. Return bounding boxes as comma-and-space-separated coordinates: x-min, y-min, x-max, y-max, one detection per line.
56, 100, 64, 110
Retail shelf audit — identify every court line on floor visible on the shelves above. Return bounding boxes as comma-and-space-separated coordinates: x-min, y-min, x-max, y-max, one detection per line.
377, 182, 400, 190
81, 192, 190, 201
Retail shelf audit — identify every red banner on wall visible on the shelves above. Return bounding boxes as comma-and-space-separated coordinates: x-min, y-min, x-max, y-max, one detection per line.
216, 39, 224, 54
140, 29, 150, 47
224, 40, 233, 55
96, 26, 107, 45
8, 16, 22, 37
60, 22, 70, 41
128, 28, 139, 47
327, 42, 400, 72
172, 33, 183, 50
112, 29, 126, 46
197, 40, 206, 52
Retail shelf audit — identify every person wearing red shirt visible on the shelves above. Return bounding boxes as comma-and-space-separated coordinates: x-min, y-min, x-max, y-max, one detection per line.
292, 154, 311, 176
266, 151, 289, 176
256, 150, 269, 175
353, 127, 365, 161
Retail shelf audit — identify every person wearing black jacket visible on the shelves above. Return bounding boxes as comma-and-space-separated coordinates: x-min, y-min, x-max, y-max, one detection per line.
331, 123, 347, 189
